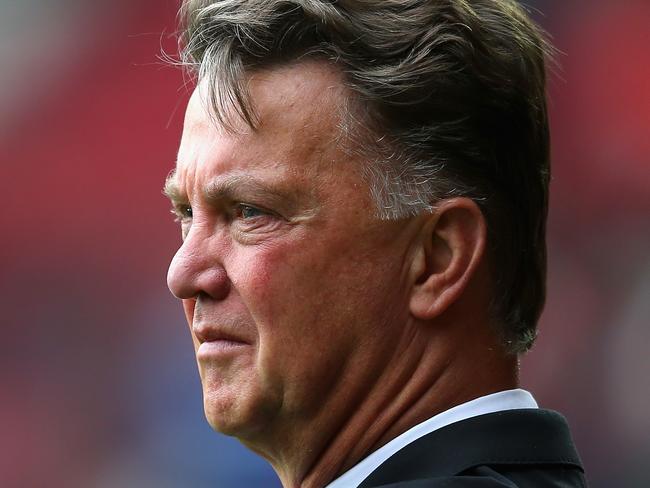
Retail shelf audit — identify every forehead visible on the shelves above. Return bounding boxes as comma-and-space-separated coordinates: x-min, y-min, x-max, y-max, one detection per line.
176, 61, 351, 183
187, 60, 348, 133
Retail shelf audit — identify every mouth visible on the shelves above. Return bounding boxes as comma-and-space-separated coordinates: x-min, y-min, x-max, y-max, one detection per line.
193, 325, 251, 359
196, 339, 249, 359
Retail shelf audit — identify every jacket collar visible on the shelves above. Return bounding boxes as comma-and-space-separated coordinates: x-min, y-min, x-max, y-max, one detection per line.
359, 409, 583, 487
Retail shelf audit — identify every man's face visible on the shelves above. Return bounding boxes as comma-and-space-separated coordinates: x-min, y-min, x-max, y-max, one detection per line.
166, 61, 418, 441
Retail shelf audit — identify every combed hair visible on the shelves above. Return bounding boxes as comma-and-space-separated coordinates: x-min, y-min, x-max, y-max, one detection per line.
177, 0, 552, 354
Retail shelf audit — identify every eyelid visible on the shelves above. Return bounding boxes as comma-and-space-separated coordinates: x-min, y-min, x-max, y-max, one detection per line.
234, 202, 276, 219
237, 202, 266, 213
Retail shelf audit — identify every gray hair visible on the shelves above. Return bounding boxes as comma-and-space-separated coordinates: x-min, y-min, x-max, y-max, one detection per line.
177, 0, 552, 354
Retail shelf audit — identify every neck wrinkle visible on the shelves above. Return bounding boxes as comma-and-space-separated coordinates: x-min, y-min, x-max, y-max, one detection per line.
297, 327, 439, 488
266, 334, 404, 488
296, 330, 517, 488
268, 315, 517, 488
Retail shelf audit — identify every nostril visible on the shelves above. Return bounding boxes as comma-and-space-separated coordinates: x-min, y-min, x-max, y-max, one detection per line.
201, 267, 231, 301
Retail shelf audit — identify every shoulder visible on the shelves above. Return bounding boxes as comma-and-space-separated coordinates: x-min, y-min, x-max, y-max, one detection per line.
366, 465, 587, 487
365, 465, 587, 488
359, 409, 587, 488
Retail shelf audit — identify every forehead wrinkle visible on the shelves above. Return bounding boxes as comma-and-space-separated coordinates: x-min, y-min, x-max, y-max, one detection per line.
248, 62, 347, 127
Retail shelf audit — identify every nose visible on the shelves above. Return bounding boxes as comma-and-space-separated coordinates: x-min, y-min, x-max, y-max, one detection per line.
167, 227, 231, 301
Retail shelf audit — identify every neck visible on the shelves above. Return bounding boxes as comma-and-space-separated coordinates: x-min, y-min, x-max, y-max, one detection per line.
251, 319, 517, 488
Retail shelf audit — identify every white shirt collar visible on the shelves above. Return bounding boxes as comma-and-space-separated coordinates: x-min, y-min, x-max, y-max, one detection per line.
325, 388, 538, 488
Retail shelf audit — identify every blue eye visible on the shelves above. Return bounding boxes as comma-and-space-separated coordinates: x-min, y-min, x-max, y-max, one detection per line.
238, 204, 265, 219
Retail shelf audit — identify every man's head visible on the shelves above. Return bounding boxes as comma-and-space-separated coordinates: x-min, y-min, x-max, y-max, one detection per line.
177, 0, 551, 354
165, 0, 551, 484
166, 61, 428, 440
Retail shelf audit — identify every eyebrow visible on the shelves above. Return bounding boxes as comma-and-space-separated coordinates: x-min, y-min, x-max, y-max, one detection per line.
163, 169, 309, 213
202, 174, 295, 206
163, 169, 186, 204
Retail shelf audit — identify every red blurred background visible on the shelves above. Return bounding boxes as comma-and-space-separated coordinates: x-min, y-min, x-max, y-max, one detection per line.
1, 0, 648, 486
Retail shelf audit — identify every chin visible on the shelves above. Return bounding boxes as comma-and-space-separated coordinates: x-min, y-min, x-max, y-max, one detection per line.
203, 391, 247, 436
202, 386, 278, 439
204, 409, 241, 437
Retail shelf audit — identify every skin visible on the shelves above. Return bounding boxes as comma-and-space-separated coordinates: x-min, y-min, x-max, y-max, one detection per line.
166, 60, 517, 488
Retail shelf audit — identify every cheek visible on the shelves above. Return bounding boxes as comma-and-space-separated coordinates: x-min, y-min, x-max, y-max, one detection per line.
231, 243, 307, 332
232, 236, 393, 354
230, 238, 407, 413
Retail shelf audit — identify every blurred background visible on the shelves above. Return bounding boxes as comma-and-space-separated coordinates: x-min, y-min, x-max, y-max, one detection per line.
0, 0, 648, 486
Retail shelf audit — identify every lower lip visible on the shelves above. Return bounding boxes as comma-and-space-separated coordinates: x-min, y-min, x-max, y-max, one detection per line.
197, 340, 249, 359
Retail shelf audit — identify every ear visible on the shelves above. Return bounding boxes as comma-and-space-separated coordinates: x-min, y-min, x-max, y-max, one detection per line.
409, 198, 487, 320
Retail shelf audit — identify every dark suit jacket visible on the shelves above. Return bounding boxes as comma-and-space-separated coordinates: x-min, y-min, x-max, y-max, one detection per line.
358, 409, 586, 487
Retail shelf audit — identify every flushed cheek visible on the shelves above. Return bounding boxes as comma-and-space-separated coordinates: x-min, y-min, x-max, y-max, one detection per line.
234, 241, 322, 321
233, 243, 373, 398
237, 228, 384, 335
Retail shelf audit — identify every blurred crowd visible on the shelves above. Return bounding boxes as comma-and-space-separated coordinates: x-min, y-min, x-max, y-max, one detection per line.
0, 0, 648, 486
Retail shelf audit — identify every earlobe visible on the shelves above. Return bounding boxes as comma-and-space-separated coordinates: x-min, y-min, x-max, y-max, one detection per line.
409, 198, 487, 320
